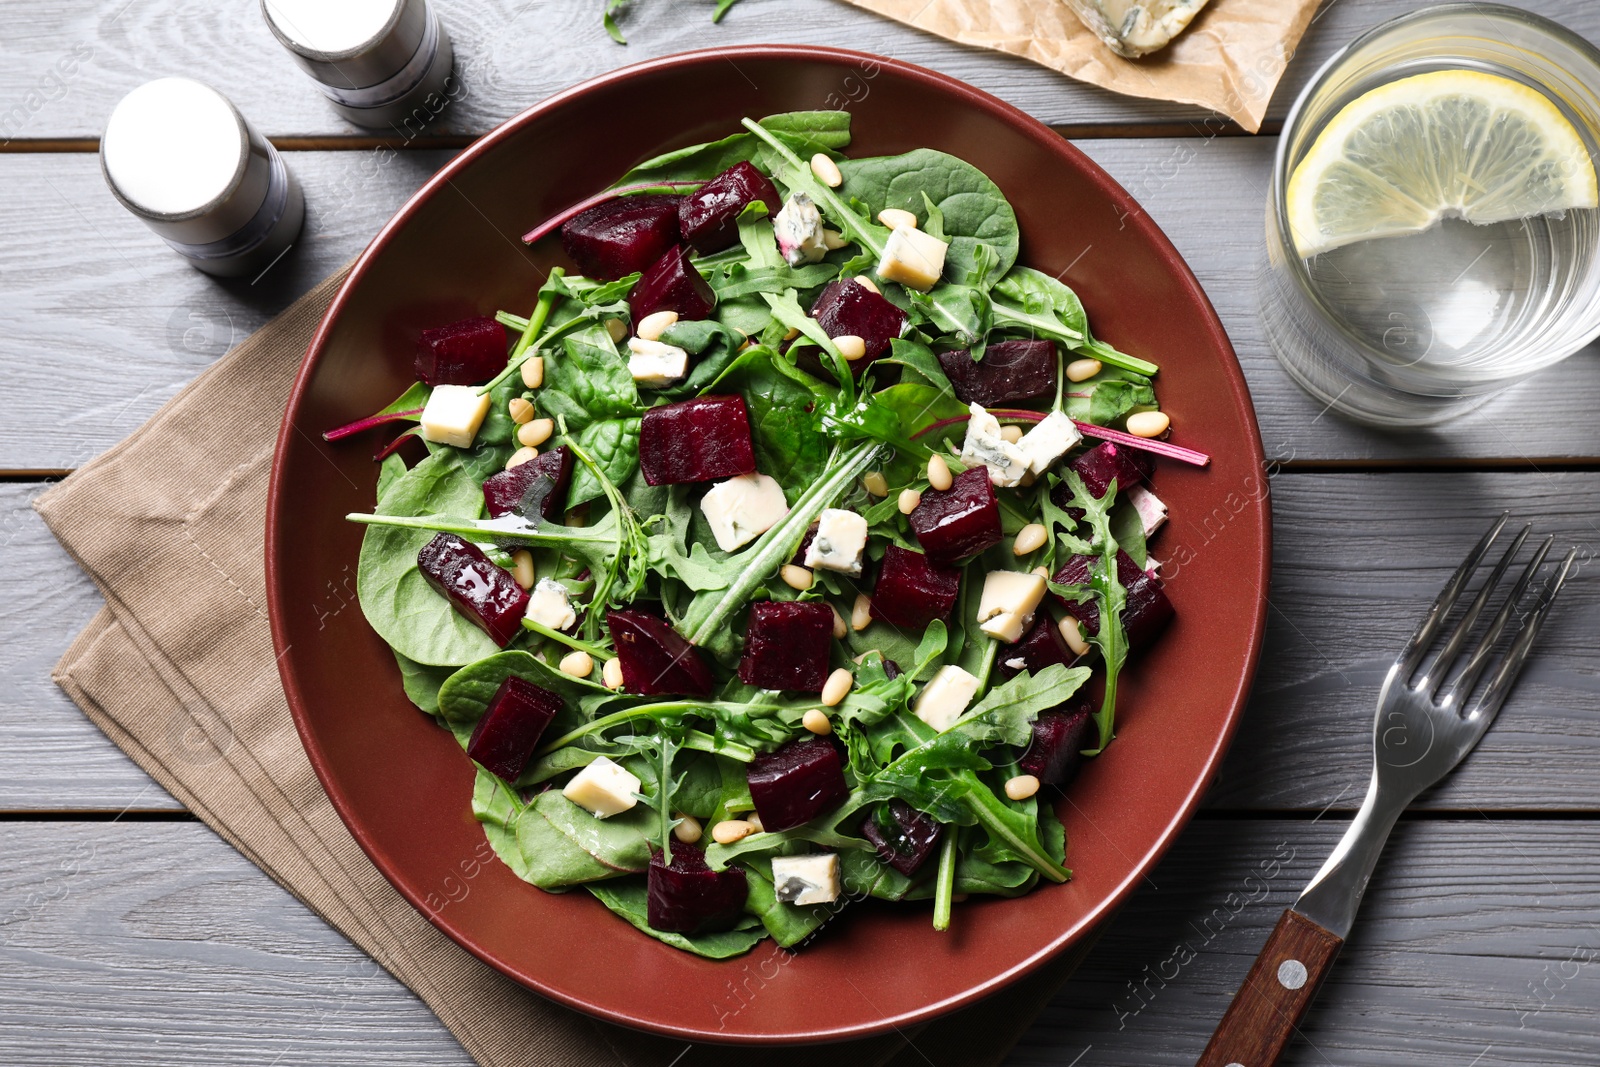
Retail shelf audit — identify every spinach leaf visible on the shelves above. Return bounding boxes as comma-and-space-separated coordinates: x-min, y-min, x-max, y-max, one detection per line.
992, 268, 1158, 376
615, 112, 851, 186
881, 337, 956, 395
716, 350, 828, 495
436, 650, 612, 732
1085, 377, 1158, 426
394, 650, 457, 719
741, 857, 838, 947
566, 416, 641, 508
586, 879, 768, 958
539, 323, 642, 430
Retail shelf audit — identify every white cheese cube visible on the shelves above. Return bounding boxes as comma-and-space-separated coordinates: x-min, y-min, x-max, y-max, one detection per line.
804, 508, 869, 575
524, 578, 576, 631
627, 338, 690, 389
773, 193, 827, 266
977, 569, 1048, 643
419, 384, 491, 449
959, 403, 1029, 487
914, 664, 980, 732
875, 224, 948, 292
1128, 484, 1168, 536
1018, 410, 1082, 475
561, 756, 641, 818
770, 852, 841, 906
700, 473, 789, 553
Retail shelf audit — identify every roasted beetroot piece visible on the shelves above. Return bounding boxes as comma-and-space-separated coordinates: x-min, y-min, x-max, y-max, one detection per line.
466, 676, 563, 782
638, 395, 756, 485
629, 245, 716, 324
1050, 550, 1174, 651
1051, 441, 1154, 518
936, 339, 1057, 407
860, 799, 944, 876
998, 616, 1078, 679
561, 194, 682, 280
801, 279, 909, 378
647, 843, 749, 934
909, 466, 1002, 564
607, 609, 715, 697
417, 533, 528, 646
678, 162, 781, 255
482, 446, 573, 522
415, 316, 508, 387
739, 601, 833, 692
1018, 698, 1095, 786
870, 545, 961, 631
747, 738, 850, 832
789, 522, 819, 567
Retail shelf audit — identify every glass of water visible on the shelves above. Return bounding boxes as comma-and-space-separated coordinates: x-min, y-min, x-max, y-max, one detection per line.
1261, 4, 1600, 426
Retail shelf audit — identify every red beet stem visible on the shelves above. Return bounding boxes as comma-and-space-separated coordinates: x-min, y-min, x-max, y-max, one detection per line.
373, 426, 421, 461
911, 409, 1210, 467
521, 182, 705, 245
323, 407, 424, 443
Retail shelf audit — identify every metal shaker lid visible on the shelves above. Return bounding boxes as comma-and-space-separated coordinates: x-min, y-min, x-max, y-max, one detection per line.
261, 0, 429, 91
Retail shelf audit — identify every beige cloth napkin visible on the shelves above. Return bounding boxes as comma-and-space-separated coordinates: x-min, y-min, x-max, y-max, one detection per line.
36, 268, 1098, 1066
841, 0, 1323, 131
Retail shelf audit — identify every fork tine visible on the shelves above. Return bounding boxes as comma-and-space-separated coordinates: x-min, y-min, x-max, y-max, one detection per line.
1440, 535, 1552, 708
1419, 523, 1530, 696
1396, 513, 1508, 678
1467, 547, 1576, 722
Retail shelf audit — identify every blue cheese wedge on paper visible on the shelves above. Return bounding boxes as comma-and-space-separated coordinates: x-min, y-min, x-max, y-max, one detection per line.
1064, 0, 1212, 58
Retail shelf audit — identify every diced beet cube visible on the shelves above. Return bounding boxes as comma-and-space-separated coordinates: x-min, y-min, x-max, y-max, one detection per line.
798, 279, 909, 380
647, 843, 749, 934
869, 545, 961, 631
482, 446, 573, 522
629, 245, 715, 324
1018, 698, 1095, 787
789, 522, 819, 567
417, 533, 528, 646
739, 601, 833, 692
859, 799, 943, 876
747, 738, 849, 832
678, 161, 781, 255
909, 466, 1001, 564
414, 316, 508, 387
561, 194, 683, 280
1050, 550, 1174, 651
638, 395, 756, 485
936, 339, 1057, 407
998, 616, 1078, 679
607, 609, 714, 697
466, 676, 563, 782
1051, 441, 1154, 519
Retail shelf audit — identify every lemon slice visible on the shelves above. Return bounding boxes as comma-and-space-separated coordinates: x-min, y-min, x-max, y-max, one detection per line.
1286, 69, 1599, 257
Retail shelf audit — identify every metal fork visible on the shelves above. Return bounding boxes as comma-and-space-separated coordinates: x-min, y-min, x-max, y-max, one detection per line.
1198, 515, 1577, 1067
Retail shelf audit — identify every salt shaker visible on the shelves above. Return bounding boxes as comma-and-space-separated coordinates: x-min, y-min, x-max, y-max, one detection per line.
100, 78, 305, 279
261, 0, 456, 129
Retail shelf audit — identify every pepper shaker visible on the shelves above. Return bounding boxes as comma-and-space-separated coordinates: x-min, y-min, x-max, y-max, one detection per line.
100, 77, 305, 279
261, 0, 456, 130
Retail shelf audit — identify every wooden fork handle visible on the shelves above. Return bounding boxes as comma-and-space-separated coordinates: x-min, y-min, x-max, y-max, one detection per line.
1196, 909, 1344, 1067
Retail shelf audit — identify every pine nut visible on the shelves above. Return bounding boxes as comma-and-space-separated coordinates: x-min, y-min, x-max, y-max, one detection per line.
508, 397, 535, 424
927, 454, 953, 491
507, 446, 539, 469
1032, 565, 1049, 579
746, 812, 764, 833
781, 564, 814, 591
520, 355, 545, 389
510, 549, 535, 590
853, 275, 880, 295
673, 814, 702, 844
821, 667, 853, 707
559, 650, 594, 679
637, 309, 678, 342
822, 228, 849, 250
810, 153, 843, 188
863, 471, 889, 497
1060, 616, 1091, 656
602, 656, 625, 690
1127, 411, 1171, 438
803, 709, 833, 735
1013, 523, 1048, 556
517, 417, 554, 448
1000, 424, 1024, 444
605, 318, 628, 343
712, 819, 754, 845
1066, 357, 1103, 383
851, 593, 873, 631
835, 334, 867, 361
1005, 774, 1041, 801
783, 325, 802, 342
877, 207, 917, 230
898, 488, 922, 515
831, 605, 848, 639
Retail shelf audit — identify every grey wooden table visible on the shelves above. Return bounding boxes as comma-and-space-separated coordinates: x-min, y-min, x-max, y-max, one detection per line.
4, 2, 1600, 1064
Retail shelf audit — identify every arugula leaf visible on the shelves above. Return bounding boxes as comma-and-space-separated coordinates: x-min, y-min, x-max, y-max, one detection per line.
1051, 471, 1129, 753
586, 879, 768, 958
881, 337, 956, 395
615, 112, 851, 186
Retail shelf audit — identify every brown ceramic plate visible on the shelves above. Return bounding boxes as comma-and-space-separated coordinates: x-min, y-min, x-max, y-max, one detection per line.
267, 45, 1270, 1044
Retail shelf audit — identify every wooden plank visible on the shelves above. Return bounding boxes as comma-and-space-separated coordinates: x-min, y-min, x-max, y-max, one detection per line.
4, 0, 1600, 141
3, 471, 1597, 813
4, 145, 1600, 469
1, 818, 1595, 1064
